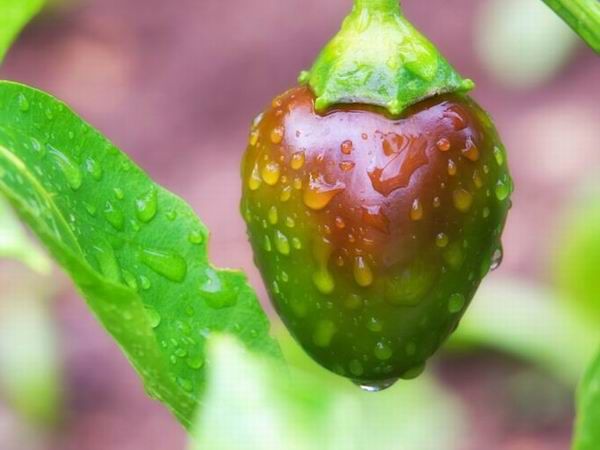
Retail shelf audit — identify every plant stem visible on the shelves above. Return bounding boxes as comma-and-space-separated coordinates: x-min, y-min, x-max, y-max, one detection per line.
542, 0, 600, 53
353, 0, 401, 13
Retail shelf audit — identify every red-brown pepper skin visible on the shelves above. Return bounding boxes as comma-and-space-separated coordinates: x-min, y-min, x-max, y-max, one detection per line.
241, 86, 511, 385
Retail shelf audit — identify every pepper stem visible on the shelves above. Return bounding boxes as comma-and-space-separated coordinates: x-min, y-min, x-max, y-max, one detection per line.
354, 0, 401, 12
300, 0, 473, 116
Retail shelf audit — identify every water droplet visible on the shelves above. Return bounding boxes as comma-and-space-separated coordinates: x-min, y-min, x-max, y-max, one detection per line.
291, 151, 305, 170
435, 232, 449, 248
366, 317, 383, 332
494, 146, 504, 166
433, 196, 441, 208
85, 158, 103, 181
113, 188, 124, 201
354, 378, 398, 392
374, 341, 393, 360
248, 164, 262, 190
410, 198, 423, 221
483, 207, 491, 218
368, 137, 428, 196
200, 270, 237, 308
122, 270, 138, 290
268, 205, 278, 224
136, 189, 158, 223
177, 377, 194, 392
490, 246, 503, 271
280, 186, 292, 202
447, 159, 457, 176
349, 360, 364, 376
335, 217, 346, 229
18, 94, 30, 112
30, 137, 43, 154
274, 230, 290, 255
303, 174, 345, 210
453, 188, 473, 212
140, 275, 152, 290
285, 216, 295, 228
249, 130, 259, 146
188, 230, 204, 244
145, 306, 161, 328
339, 161, 355, 172
93, 243, 121, 282
252, 112, 264, 128
443, 243, 464, 270
291, 237, 302, 250
448, 293, 466, 313
495, 179, 510, 201
362, 205, 390, 233
270, 126, 284, 144
261, 161, 281, 185
264, 235, 272, 252
45, 108, 54, 120
473, 170, 483, 189
104, 201, 125, 230
293, 177, 303, 190
48, 146, 82, 190
341, 140, 354, 155
186, 355, 204, 370
436, 138, 450, 151
84, 202, 97, 216
139, 248, 187, 282
461, 140, 480, 162
272, 280, 280, 294
312, 238, 334, 294
312, 320, 336, 347
353, 255, 374, 287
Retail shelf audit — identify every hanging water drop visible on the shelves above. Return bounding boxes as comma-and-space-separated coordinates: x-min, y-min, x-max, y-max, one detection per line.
104, 201, 125, 230
354, 378, 398, 393
49, 146, 82, 190
136, 188, 158, 223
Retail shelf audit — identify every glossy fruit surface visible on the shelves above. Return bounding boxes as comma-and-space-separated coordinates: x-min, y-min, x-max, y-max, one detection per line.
241, 86, 511, 387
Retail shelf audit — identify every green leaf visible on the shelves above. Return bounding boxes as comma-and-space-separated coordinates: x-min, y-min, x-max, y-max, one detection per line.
0, 196, 51, 273
449, 277, 599, 385
0, 80, 279, 428
541, 0, 600, 54
0, 263, 62, 426
0, 0, 46, 63
573, 347, 600, 450
191, 335, 466, 450
555, 183, 600, 325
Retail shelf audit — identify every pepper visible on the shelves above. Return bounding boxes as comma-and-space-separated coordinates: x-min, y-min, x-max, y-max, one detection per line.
241, 0, 512, 389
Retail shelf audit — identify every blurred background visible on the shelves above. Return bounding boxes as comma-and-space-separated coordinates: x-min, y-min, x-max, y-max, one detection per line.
0, 0, 599, 449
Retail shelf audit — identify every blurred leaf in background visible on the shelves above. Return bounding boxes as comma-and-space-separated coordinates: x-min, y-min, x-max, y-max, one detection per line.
0, 197, 50, 273
191, 333, 466, 450
0, 0, 45, 63
573, 347, 600, 450
475, 0, 579, 90
449, 277, 599, 386
555, 183, 600, 325
0, 263, 63, 427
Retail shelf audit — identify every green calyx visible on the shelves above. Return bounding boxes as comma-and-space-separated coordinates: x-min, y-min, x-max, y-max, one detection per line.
300, 0, 474, 116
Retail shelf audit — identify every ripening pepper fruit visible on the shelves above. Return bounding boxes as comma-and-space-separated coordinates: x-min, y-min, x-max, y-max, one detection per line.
241, 0, 512, 389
